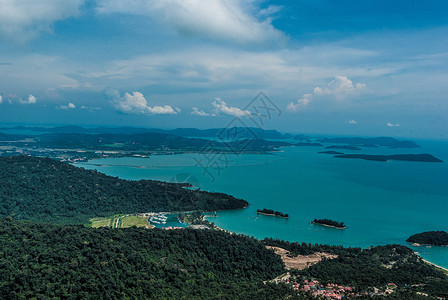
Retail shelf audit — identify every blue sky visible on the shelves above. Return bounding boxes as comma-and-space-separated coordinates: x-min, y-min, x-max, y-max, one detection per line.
0, 0, 447, 138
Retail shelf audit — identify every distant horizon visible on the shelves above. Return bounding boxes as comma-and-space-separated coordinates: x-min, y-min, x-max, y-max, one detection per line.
1, 121, 447, 141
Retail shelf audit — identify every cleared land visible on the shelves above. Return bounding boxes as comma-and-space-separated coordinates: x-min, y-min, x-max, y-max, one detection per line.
266, 246, 338, 270
90, 215, 152, 229
121, 215, 152, 228
90, 217, 112, 228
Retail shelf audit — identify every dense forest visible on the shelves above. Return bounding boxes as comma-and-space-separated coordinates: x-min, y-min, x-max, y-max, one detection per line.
407, 231, 448, 246
263, 238, 448, 298
0, 217, 293, 299
0, 156, 247, 225
312, 218, 346, 228
1, 217, 446, 299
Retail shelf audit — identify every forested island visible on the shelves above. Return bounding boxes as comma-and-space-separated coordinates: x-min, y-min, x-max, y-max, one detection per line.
257, 208, 289, 218
312, 218, 346, 229
334, 154, 443, 163
0, 156, 248, 225
407, 231, 448, 246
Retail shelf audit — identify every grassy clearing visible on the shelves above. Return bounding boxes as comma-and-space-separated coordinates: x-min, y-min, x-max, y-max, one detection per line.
121, 215, 152, 228
90, 217, 112, 228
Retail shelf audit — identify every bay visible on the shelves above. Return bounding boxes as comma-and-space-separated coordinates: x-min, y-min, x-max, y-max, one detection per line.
75, 139, 448, 268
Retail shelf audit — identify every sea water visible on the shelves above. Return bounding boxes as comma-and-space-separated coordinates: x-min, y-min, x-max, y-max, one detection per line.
75, 139, 448, 268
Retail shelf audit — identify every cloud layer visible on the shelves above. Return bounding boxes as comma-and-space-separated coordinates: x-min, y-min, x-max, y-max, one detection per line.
96, 0, 283, 44
0, 0, 83, 42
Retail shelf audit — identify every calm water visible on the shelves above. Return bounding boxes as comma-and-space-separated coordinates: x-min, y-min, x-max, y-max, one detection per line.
75, 139, 448, 268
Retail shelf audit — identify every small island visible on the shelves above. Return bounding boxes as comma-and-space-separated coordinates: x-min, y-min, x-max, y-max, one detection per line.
334, 154, 443, 163
319, 151, 344, 155
257, 208, 289, 218
312, 218, 346, 229
407, 231, 448, 246
325, 145, 362, 151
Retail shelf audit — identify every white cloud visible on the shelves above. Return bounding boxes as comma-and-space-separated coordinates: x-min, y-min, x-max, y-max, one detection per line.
314, 75, 366, 99
19, 94, 37, 104
212, 98, 251, 117
387, 122, 400, 127
112, 91, 179, 115
191, 107, 215, 117
96, 0, 284, 44
0, 0, 83, 42
58, 102, 76, 110
287, 94, 311, 112
347, 120, 357, 124
0, 95, 2, 104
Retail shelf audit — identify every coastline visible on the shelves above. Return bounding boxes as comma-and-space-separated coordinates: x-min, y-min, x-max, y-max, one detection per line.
311, 222, 346, 230
257, 211, 289, 219
421, 257, 448, 273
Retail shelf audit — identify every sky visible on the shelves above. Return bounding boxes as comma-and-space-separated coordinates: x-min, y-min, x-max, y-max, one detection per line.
0, 0, 447, 139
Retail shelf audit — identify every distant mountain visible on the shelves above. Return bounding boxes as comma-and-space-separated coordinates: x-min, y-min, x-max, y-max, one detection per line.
1, 125, 293, 139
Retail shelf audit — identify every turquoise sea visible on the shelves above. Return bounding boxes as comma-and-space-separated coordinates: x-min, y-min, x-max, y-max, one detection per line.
75, 139, 448, 268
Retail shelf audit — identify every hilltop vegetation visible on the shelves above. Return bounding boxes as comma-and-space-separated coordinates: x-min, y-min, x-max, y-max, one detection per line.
0, 156, 247, 225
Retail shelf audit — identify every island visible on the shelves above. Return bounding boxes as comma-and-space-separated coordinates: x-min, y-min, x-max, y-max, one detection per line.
294, 142, 323, 147
317, 137, 420, 148
407, 231, 448, 246
334, 154, 443, 163
312, 218, 346, 229
257, 208, 289, 218
325, 145, 362, 150
318, 150, 344, 155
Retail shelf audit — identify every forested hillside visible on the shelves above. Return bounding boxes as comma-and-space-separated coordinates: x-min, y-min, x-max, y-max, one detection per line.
0, 217, 293, 299
0, 156, 247, 224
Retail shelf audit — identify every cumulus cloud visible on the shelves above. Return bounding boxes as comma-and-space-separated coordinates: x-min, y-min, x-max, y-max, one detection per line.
347, 120, 358, 124
0, 0, 83, 42
191, 107, 215, 117
287, 75, 366, 113
0, 95, 2, 104
96, 0, 284, 44
387, 122, 400, 127
212, 98, 251, 117
19, 94, 37, 104
112, 91, 179, 115
287, 94, 311, 112
314, 75, 366, 99
58, 102, 76, 110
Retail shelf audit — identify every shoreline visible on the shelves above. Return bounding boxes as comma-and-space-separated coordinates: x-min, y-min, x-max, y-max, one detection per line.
421, 258, 448, 273
311, 222, 346, 230
257, 211, 289, 219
